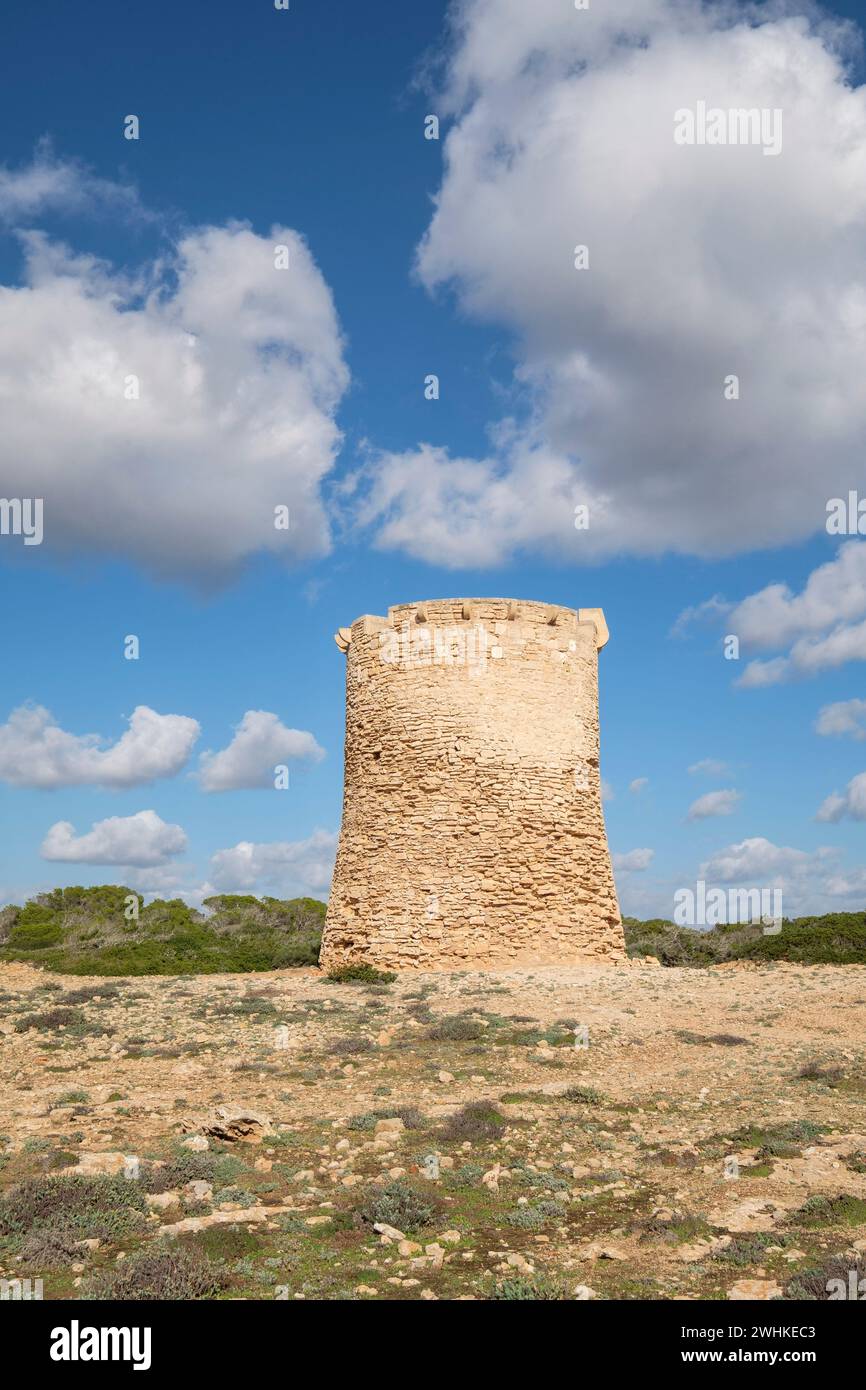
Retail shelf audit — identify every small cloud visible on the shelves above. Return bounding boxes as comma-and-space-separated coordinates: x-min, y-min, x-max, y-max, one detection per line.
628, 777, 648, 794
0, 139, 148, 225
700, 836, 832, 883
816, 699, 866, 741
734, 658, 790, 689
40, 810, 187, 867
302, 578, 325, 605
687, 788, 742, 820
209, 829, 337, 894
688, 758, 729, 777
612, 848, 654, 872
601, 779, 614, 802
816, 773, 866, 823
670, 595, 732, 639
197, 711, 324, 792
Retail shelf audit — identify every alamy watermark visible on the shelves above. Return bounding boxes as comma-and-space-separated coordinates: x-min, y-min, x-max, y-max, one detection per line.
674, 880, 782, 932
827, 1269, 866, 1300
674, 102, 782, 157
826, 491, 866, 535
1, 1277, 43, 1300
379, 621, 489, 674
0, 497, 43, 545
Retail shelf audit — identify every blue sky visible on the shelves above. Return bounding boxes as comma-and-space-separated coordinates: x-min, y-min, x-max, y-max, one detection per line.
3, 0, 866, 919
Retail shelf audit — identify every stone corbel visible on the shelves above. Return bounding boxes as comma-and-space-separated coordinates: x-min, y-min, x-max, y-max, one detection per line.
578, 608, 610, 650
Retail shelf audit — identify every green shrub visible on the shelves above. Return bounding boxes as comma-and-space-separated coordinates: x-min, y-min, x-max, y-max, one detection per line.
427, 1015, 485, 1042
489, 1273, 569, 1300
796, 1060, 845, 1086
348, 1106, 426, 1132
505, 1204, 557, 1229
785, 1254, 866, 1300
787, 1194, 866, 1228
447, 1163, 484, 1187
441, 1101, 508, 1144
141, 1152, 243, 1194
83, 1247, 227, 1300
19, 1226, 82, 1268
0, 886, 325, 975
623, 912, 866, 966
357, 1179, 437, 1232
563, 1085, 603, 1105
328, 1036, 374, 1056
212, 1186, 256, 1208
7, 921, 64, 950
0, 1175, 149, 1243
327, 964, 396, 985
727, 1120, 824, 1155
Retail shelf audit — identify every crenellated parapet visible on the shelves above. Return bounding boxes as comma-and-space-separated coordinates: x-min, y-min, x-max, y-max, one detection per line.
334, 599, 609, 653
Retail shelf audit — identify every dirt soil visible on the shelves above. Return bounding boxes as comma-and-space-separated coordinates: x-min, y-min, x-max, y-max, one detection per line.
1, 957, 864, 1301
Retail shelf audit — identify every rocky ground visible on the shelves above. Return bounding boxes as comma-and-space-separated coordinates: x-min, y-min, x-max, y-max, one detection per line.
1, 957, 865, 1301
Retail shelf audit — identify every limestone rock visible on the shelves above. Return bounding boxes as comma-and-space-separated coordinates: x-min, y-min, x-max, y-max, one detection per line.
727, 1279, 783, 1301
181, 1135, 209, 1152
66, 1151, 128, 1176
200, 1106, 272, 1143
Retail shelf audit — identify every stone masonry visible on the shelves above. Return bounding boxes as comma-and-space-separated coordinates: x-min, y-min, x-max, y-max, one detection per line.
318, 598, 625, 971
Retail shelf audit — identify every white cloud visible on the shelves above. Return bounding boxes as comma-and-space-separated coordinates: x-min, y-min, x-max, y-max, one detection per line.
692, 836, 866, 916
816, 698, 866, 740
612, 847, 654, 871
700, 837, 818, 882
40, 810, 187, 866
687, 788, 741, 820
0, 142, 146, 224
0, 215, 348, 583
0, 704, 200, 788
688, 758, 729, 776
601, 779, 614, 802
670, 597, 732, 639
720, 543, 866, 685
358, 1, 866, 565
735, 657, 791, 689
728, 544, 866, 649
816, 772, 866, 822
628, 777, 649, 794
197, 711, 325, 792
209, 829, 337, 894
821, 867, 866, 898
615, 836, 866, 919
354, 435, 598, 569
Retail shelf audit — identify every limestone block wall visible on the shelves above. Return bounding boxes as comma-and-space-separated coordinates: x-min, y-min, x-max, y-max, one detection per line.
319, 598, 624, 971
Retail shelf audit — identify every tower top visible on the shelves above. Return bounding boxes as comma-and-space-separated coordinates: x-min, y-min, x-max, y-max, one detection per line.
334, 598, 609, 652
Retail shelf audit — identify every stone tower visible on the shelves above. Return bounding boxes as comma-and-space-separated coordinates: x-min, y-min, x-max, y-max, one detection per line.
319, 598, 624, 971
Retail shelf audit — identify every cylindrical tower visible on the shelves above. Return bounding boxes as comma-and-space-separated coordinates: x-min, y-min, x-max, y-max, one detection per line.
319, 598, 624, 971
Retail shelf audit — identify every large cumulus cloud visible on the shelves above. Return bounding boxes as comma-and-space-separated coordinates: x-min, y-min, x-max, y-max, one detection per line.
360, 0, 866, 564
0, 180, 348, 582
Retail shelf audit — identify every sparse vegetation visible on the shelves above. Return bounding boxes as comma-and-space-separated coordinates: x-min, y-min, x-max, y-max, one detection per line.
357, 1179, 437, 1232
0, 907, 864, 1305
490, 1273, 569, 1300
326, 964, 396, 985
441, 1101, 508, 1143
786, 1194, 866, 1228
0, 1174, 149, 1246
426, 1015, 485, 1041
784, 1254, 866, 1300
83, 1247, 227, 1300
